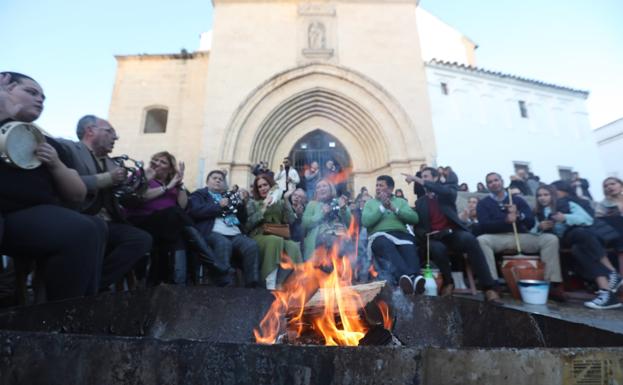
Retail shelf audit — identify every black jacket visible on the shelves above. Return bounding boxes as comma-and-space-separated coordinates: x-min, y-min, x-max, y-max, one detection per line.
187, 188, 248, 236
413, 181, 468, 241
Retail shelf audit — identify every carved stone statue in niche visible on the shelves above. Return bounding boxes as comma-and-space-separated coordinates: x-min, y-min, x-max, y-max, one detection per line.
308, 21, 326, 50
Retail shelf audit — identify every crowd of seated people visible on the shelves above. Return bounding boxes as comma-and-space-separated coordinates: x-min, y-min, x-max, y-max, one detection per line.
2, 70, 623, 312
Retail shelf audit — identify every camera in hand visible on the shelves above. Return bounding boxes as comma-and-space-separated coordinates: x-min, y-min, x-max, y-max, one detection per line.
110, 155, 148, 208
222, 189, 243, 217
324, 198, 342, 221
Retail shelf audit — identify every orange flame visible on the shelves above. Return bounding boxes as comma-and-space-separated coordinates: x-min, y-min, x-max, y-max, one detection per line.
326, 167, 352, 187
254, 217, 369, 346
377, 300, 393, 330
368, 264, 378, 278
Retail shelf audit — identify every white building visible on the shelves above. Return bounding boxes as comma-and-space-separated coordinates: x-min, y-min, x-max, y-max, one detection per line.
108, 1, 605, 198
594, 117, 623, 180
426, 59, 605, 197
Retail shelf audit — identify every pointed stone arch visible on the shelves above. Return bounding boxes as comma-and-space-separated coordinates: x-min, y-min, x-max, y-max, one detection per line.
218, 63, 425, 187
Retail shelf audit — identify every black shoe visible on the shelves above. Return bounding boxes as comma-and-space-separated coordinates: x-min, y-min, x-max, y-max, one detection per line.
584, 290, 622, 310
413, 275, 426, 295
608, 271, 623, 293
399, 275, 415, 295
399, 274, 425, 295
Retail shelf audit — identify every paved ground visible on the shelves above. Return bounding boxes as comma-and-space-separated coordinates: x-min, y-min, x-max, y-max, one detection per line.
456, 292, 623, 334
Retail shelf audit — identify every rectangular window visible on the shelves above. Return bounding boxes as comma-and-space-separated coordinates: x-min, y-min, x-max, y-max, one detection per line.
518, 100, 528, 118
441, 82, 449, 95
144, 108, 168, 133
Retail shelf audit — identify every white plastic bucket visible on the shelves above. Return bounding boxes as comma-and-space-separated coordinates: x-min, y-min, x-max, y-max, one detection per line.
518, 280, 549, 305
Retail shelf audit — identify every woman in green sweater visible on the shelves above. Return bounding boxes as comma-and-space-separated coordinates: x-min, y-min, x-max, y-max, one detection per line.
302, 179, 352, 260
245, 174, 302, 288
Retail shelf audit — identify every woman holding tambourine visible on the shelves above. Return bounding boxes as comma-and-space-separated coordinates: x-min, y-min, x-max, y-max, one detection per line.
0, 72, 106, 301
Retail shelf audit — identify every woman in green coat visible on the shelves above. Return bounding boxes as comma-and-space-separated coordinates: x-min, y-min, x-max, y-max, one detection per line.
302, 178, 351, 260
246, 174, 302, 288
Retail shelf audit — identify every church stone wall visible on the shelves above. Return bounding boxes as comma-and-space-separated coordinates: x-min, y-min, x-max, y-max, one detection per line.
335, 1, 436, 167
204, 0, 435, 192
108, 53, 210, 189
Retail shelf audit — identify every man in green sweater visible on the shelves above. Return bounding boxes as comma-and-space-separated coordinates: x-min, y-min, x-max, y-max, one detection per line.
362, 175, 424, 294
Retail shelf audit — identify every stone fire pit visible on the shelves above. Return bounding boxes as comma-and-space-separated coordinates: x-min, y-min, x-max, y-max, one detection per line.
0, 285, 622, 384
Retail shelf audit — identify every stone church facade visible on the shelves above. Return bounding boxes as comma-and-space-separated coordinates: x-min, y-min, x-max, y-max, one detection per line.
108, 0, 602, 195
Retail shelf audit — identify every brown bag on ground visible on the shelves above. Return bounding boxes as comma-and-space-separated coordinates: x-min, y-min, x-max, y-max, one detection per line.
262, 223, 291, 239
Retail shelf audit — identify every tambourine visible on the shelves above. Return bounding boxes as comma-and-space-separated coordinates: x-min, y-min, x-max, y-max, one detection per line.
0, 121, 45, 169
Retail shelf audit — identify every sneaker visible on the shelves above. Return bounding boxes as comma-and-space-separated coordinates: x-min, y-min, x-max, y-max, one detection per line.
399, 275, 415, 295
607, 271, 623, 293
413, 275, 426, 295
584, 290, 622, 310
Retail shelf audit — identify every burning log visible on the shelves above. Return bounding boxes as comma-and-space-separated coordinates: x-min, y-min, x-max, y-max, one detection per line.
287, 280, 386, 317
254, 217, 394, 347
359, 325, 393, 346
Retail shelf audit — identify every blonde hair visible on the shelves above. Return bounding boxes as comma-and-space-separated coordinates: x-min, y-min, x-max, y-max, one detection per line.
313, 178, 337, 202
151, 151, 177, 184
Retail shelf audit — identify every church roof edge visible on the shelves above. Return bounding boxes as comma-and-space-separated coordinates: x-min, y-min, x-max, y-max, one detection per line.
594, 117, 623, 131
427, 59, 589, 97
212, 0, 417, 4
115, 51, 210, 61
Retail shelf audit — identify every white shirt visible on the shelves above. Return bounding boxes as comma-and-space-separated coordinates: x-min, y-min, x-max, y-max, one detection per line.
276, 167, 300, 193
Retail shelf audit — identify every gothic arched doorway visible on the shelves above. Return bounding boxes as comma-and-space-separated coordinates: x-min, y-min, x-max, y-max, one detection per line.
289, 129, 353, 194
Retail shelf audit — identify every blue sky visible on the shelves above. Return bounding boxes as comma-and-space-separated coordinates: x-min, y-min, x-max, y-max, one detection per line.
2, 0, 621, 139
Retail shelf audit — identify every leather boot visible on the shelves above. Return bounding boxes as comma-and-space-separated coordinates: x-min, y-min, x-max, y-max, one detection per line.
183, 226, 231, 274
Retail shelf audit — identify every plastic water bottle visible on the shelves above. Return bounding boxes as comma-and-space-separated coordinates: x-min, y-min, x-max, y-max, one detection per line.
423, 267, 438, 296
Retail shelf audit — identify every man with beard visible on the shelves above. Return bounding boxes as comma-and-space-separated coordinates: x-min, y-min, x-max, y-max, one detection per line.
60, 115, 152, 290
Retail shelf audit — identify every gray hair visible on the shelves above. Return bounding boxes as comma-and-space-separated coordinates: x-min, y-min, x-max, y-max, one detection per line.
76, 115, 98, 140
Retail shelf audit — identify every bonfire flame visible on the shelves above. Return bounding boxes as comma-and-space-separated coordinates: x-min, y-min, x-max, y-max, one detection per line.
377, 300, 393, 330
254, 217, 374, 346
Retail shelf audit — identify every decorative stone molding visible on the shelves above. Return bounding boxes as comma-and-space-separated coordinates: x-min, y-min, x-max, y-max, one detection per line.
298, 3, 336, 16
302, 21, 334, 59
218, 63, 421, 188
298, 3, 337, 63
